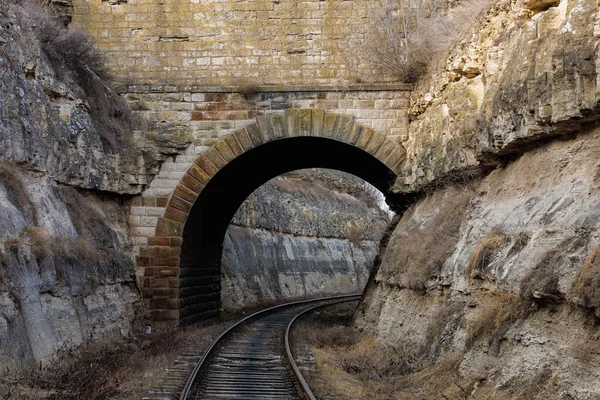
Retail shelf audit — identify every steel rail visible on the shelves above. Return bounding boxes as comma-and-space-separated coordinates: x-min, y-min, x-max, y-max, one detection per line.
285, 295, 361, 400
179, 294, 361, 400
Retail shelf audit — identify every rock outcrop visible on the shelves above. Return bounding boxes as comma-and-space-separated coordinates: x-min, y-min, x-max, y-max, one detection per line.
397, 0, 600, 192
357, 0, 600, 396
221, 170, 390, 312
0, 167, 138, 375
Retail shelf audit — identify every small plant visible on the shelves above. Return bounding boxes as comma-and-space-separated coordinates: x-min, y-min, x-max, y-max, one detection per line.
465, 292, 531, 354
25, 0, 133, 151
467, 233, 510, 281
346, 220, 363, 245
360, 0, 492, 83
569, 242, 600, 317
0, 163, 38, 225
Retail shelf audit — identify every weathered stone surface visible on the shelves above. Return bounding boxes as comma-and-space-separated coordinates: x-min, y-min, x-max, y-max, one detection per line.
0, 1, 191, 195
0, 171, 138, 375
357, 130, 600, 397
396, 0, 600, 192
221, 169, 390, 312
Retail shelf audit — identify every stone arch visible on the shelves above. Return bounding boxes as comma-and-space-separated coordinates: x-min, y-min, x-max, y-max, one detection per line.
141, 109, 407, 326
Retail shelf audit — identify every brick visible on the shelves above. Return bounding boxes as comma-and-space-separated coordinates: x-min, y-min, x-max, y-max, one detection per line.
204, 148, 227, 169
214, 139, 236, 162
234, 128, 254, 151
136, 256, 150, 267
155, 218, 183, 237
148, 237, 170, 246
173, 184, 198, 204
356, 127, 375, 149
156, 197, 169, 207
151, 310, 179, 321
141, 197, 156, 207
163, 207, 188, 223
169, 195, 192, 213
180, 173, 204, 194
195, 156, 219, 177
245, 124, 263, 146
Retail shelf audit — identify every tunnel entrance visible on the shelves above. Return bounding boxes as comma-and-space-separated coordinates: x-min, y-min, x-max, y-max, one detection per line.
140, 110, 412, 326
179, 137, 402, 325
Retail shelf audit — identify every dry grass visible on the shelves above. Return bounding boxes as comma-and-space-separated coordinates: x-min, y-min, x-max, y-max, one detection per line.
24, 1, 133, 151
0, 163, 38, 225
0, 322, 229, 400
569, 242, 600, 317
521, 234, 589, 304
465, 292, 532, 354
361, 0, 492, 83
467, 233, 510, 281
386, 186, 474, 292
346, 220, 364, 246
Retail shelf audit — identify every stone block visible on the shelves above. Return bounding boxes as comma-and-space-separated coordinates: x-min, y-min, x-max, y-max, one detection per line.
234, 128, 254, 151
155, 218, 183, 237
214, 140, 236, 162
285, 109, 300, 137
311, 109, 325, 137
195, 156, 219, 177
204, 148, 227, 169
322, 114, 339, 139
257, 115, 276, 142
245, 124, 264, 146
163, 207, 188, 223
180, 174, 204, 194
356, 127, 375, 149
169, 195, 192, 213
224, 133, 243, 156
271, 114, 289, 138
298, 109, 312, 136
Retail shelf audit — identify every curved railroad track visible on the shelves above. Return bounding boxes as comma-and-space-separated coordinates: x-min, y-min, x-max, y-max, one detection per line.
180, 294, 361, 400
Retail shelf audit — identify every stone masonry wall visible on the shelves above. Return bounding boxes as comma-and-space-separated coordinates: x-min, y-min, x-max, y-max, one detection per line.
70, 0, 382, 86
126, 87, 411, 276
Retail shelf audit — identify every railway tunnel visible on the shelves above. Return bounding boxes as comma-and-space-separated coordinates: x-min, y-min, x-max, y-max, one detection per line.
139, 110, 412, 326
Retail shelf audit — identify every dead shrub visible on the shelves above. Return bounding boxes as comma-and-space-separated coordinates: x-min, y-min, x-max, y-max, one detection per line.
465, 292, 532, 354
390, 186, 474, 292
467, 233, 510, 281
0, 163, 38, 225
337, 336, 415, 381
522, 235, 589, 305
25, 1, 133, 151
8, 322, 228, 400
56, 186, 117, 249
346, 220, 363, 246
569, 242, 600, 317
292, 302, 363, 349
361, 0, 492, 83
23, 226, 52, 260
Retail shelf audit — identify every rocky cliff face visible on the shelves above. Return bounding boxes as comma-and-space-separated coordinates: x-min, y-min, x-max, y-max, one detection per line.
397, 0, 600, 192
0, 1, 146, 375
357, 0, 600, 396
0, 166, 138, 375
221, 170, 390, 312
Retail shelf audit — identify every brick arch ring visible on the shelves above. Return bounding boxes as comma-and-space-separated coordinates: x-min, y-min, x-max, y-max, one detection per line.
140, 109, 407, 326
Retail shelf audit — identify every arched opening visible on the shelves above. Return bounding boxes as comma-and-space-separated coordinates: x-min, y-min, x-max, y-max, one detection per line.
178, 136, 410, 325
